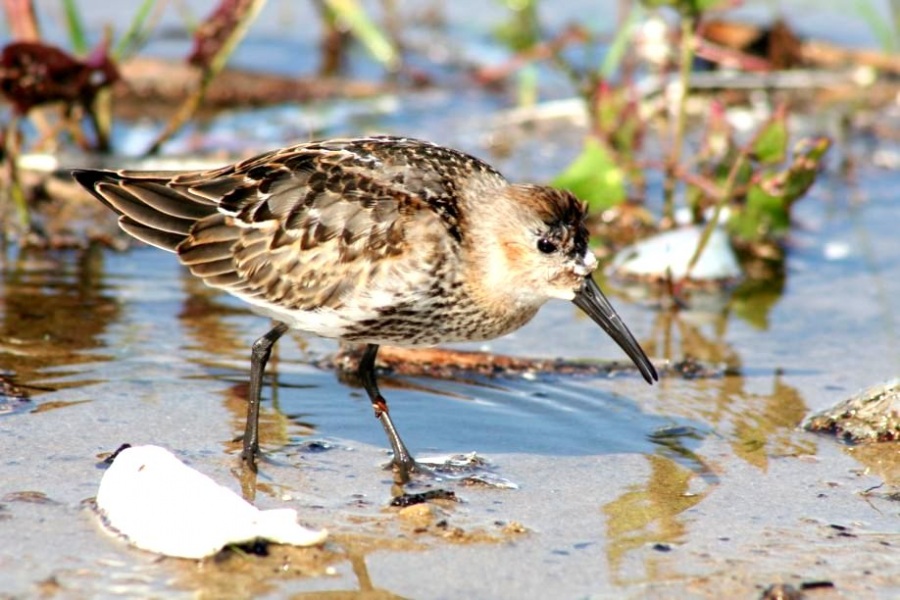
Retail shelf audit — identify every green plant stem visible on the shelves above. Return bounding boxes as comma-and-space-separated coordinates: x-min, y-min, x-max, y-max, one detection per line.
662, 15, 695, 224
113, 0, 159, 59
144, 0, 267, 155
324, 0, 399, 70
89, 87, 113, 152
682, 109, 782, 279
62, 0, 88, 54
144, 67, 213, 156
3, 117, 30, 236
682, 151, 745, 280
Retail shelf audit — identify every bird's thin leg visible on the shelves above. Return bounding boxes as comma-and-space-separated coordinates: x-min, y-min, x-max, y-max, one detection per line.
241, 322, 289, 470
358, 344, 416, 480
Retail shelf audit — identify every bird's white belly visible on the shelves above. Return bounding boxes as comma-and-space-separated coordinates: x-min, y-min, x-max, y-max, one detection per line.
237, 293, 375, 340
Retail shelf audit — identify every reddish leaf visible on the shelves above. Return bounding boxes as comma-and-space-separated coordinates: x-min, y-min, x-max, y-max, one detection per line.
0, 41, 119, 114
189, 0, 260, 69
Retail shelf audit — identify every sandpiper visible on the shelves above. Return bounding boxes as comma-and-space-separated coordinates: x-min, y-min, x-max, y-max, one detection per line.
73, 136, 657, 480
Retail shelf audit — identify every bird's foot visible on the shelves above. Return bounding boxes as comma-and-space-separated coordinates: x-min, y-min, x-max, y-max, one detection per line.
390, 454, 424, 485
238, 440, 261, 473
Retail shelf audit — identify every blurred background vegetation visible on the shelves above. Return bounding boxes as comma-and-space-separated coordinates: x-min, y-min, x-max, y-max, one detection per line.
1, 0, 898, 307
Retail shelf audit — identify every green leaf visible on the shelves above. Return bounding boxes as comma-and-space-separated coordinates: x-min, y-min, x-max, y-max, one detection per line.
114, 0, 159, 60
552, 138, 626, 210
751, 185, 790, 232
751, 115, 788, 165
728, 136, 830, 243
778, 136, 831, 203
494, 0, 541, 52
692, 0, 726, 12
728, 185, 786, 241
640, 0, 725, 16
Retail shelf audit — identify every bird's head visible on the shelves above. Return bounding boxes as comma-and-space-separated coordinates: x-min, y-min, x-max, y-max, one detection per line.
471, 185, 595, 302
468, 184, 657, 384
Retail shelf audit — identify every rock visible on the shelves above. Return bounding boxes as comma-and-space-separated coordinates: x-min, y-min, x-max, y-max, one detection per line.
804, 379, 900, 443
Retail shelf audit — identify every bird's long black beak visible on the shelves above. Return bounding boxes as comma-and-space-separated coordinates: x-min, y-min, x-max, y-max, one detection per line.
572, 276, 658, 384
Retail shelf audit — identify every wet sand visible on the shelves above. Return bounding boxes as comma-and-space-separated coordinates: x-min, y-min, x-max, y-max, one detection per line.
3, 0, 900, 597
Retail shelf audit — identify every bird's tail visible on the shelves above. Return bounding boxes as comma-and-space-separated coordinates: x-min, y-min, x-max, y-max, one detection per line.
71, 170, 219, 252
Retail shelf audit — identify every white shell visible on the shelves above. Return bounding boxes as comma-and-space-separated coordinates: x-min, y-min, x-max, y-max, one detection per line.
609, 226, 742, 281
95, 445, 327, 559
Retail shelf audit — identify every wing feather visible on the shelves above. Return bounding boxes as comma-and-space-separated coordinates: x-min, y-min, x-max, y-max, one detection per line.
73, 136, 507, 316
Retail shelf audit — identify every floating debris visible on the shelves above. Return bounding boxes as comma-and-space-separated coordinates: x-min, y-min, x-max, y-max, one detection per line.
0, 374, 31, 416
418, 452, 518, 488
804, 379, 900, 443
418, 452, 488, 474
671, 356, 726, 380
390, 489, 458, 508
325, 345, 656, 380
459, 473, 520, 490
384, 452, 519, 495
95, 445, 327, 559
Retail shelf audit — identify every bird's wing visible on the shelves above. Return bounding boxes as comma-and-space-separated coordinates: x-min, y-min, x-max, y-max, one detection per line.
78, 137, 505, 311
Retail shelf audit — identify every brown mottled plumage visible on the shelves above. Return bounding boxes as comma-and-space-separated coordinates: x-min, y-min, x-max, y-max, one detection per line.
72, 136, 657, 481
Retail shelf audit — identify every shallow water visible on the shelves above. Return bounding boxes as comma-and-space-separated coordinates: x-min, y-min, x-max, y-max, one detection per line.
4, 1, 900, 598
3, 152, 899, 597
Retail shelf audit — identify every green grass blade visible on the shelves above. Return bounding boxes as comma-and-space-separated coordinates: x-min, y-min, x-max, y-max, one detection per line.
114, 0, 159, 59
324, 0, 399, 69
62, 0, 88, 54
599, 5, 642, 79
856, 0, 898, 52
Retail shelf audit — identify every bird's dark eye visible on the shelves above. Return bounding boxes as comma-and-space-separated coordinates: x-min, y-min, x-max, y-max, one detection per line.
537, 238, 558, 254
